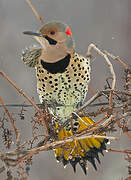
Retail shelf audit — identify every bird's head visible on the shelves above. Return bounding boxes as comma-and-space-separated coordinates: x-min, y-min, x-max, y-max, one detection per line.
23, 21, 75, 62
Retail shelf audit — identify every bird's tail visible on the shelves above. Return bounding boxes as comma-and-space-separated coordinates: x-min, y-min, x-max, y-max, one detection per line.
54, 116, 108, 174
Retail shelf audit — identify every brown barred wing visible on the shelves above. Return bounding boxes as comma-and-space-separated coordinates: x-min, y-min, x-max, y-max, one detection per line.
21, 48, 42, 67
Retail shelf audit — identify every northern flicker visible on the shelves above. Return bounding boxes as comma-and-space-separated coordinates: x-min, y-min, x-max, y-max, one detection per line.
22, 21, 108, 174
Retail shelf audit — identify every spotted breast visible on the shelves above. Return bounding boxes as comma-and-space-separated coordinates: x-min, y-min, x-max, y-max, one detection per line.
35, 52, 90, 121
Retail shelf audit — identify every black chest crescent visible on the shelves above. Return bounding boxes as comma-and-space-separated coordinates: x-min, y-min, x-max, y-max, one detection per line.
41, 54, 71, 74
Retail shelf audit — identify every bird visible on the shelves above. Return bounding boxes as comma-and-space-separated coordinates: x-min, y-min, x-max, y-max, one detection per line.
22, 21, 108, 174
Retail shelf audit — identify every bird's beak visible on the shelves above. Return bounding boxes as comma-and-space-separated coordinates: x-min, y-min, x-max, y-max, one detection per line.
23, 31, 45, 37
23, 31, 57, 45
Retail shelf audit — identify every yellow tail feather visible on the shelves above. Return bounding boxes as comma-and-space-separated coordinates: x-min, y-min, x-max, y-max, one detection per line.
55, 116, 108, 174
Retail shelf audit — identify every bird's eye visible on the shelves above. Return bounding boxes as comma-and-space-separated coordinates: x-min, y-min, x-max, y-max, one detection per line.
50, 31, 55, 35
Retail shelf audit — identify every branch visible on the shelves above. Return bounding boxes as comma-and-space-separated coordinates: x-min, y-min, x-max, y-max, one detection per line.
0, 96, 18, 139
107, 148, 131, 154
103, 50, 129, 69
0, 134, 118, 165
117, 121, 131, 140
0, 72, 49, 136
25, 0, 45, 25
87, 44, 116, 107
76, 91, 103, 112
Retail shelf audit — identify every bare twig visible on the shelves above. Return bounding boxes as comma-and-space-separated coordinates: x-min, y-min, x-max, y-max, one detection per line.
25, 0, 45, 25
0, 72, 39, 112
117, 121, 131, 140
107, 148, 131, 154
104, 50, 129, 69
87, 44, 116, 108
0, 90, 130, 109
88, 87, 106, 109
0, 134, 118, 164
0, 96, 18, 139
76, 91, 103, 112
87, 44, 116, 91
0, 72, 49, 136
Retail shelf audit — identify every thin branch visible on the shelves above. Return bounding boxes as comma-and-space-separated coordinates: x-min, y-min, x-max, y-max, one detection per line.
0, 72, 49, 136
0, 72, 39, 112
103, 50, 129, 69
76, 91, 102, 112
107, 148, 131, 154
76, 88, 131, 113
87, 44, 116, 91
0, 90, 130, 108
0, 102, 109, 108
117, 121, 131, 140
87, 44, 116, 107
25, 0, 45, 25
77, 114, 114, 135
73, 112, 90, 126
88, 87, 106, 109
92, 115, 107, 127
0, 96, 18, 139
0, 134, 118, 163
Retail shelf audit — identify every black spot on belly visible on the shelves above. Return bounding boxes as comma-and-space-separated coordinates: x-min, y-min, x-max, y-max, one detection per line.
54, 78, 58, 82
41, 54, 71, 74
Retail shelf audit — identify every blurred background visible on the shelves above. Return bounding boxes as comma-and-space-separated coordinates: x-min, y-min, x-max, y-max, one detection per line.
0, 0, 131, 179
